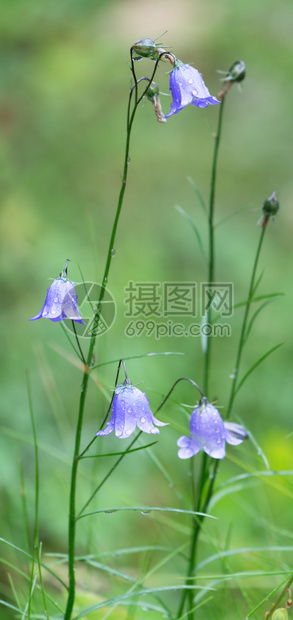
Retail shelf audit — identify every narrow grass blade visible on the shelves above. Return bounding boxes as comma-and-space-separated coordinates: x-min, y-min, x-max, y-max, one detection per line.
79, 441, 158, 459
72, 585, 214, 619
78, 506, 217, 521
244, 298, 281, 344
215, 204, 250, 227
235, 342, 284, 395
175, 204, 206, 259
187, 176, 207, 215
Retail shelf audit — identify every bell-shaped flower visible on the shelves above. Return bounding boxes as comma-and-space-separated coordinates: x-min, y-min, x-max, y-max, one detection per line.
96, 379, 168, 439
165, 60, 220, 119
30, 276, 84, 323
177, 398, 248, 460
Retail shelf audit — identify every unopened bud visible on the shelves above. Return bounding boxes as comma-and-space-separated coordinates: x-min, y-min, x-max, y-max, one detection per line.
218, 60, 246, 100
257, 191, 279, 228
262, 191, 279, 217
272, 609, 288, 620
226, 60, 246, 83
146, 81, 166, 124
132, 38, 161, 61
146, 81, 160, 100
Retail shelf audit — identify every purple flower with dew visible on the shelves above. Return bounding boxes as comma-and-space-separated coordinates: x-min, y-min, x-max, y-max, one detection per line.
30, 266, 84, 324
177, 398, 248, 460
96, 379, 168, 439
165, 60, 220, 119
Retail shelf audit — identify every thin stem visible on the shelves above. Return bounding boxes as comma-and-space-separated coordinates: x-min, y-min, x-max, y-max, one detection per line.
178, 223, 268, 620
64, 56, 163, 618
26, 370, 43, 617
77, 433, 142, 519
177, 97, 226, 620
265, 575, 293, 618
71, 320, 86, 365
227, 225, 266, 417
64, 95, 137, 620
203, 97, 225, 397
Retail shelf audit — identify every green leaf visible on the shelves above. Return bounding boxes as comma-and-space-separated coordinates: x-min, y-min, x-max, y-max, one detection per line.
235, 342, 284, 394
215, 203, 250, 227
78, 506, 217, 521
244, 299, 281, 344
187, 176, 207, 215
175, 204, 206, 260
79, 441, 158, 459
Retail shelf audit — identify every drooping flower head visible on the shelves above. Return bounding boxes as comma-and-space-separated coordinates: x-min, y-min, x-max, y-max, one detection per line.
96, 378, 168, 439
165, 59, 220, 119
177, 397, 248, 460
29, 260, 84, 323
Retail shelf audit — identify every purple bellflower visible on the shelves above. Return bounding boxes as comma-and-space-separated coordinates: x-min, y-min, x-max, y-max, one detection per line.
30, 262, 84, 323
96, 379, 168, 439
177, 398, 248, 460
165, 59, 220, 119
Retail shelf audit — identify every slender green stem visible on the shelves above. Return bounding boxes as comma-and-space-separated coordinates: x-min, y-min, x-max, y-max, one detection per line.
203, 97, 225, 397
265, 574, 293, 618
64, 95, 137, 620
176, 98, 226, 620
26, 370, 44, 617
71, 320, 86, 365
178, 221, 268, 620
226, 225, 266, 417
64, 55, 163, 618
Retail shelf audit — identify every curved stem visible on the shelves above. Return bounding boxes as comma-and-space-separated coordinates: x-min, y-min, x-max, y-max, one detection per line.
64, 55, 163, 618
64, 93, 136, 620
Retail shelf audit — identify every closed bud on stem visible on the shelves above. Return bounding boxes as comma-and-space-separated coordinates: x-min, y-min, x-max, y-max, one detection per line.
226, 60, 246, 83
257, 191, 280, 228
131, 38, 164, 61
218, 59, 246, 100
271, 609, 288, 620
146, 81, 166, 124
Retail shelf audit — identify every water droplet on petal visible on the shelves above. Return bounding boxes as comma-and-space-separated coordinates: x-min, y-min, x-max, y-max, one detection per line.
54, 297, 58, 303
140, 417, 146, 423
126, 429, 132, 436
188, 78, 193, 84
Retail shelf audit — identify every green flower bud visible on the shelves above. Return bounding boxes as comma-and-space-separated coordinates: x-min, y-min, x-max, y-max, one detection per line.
226, 60, 246, 83
132, 38, 159, 61
262, 191, 280, 217
257, 191, 279, 227
145, 81, 166, 124
272, 608, 288, 620
146, 81, 160, 100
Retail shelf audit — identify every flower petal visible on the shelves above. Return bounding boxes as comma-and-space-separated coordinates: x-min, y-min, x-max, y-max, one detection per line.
177, 435, 201, 459
96, 416, 115, 436
224, 422, 249, 446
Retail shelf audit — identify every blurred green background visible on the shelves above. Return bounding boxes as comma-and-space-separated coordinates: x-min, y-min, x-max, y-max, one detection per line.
1, 0, 293, 617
